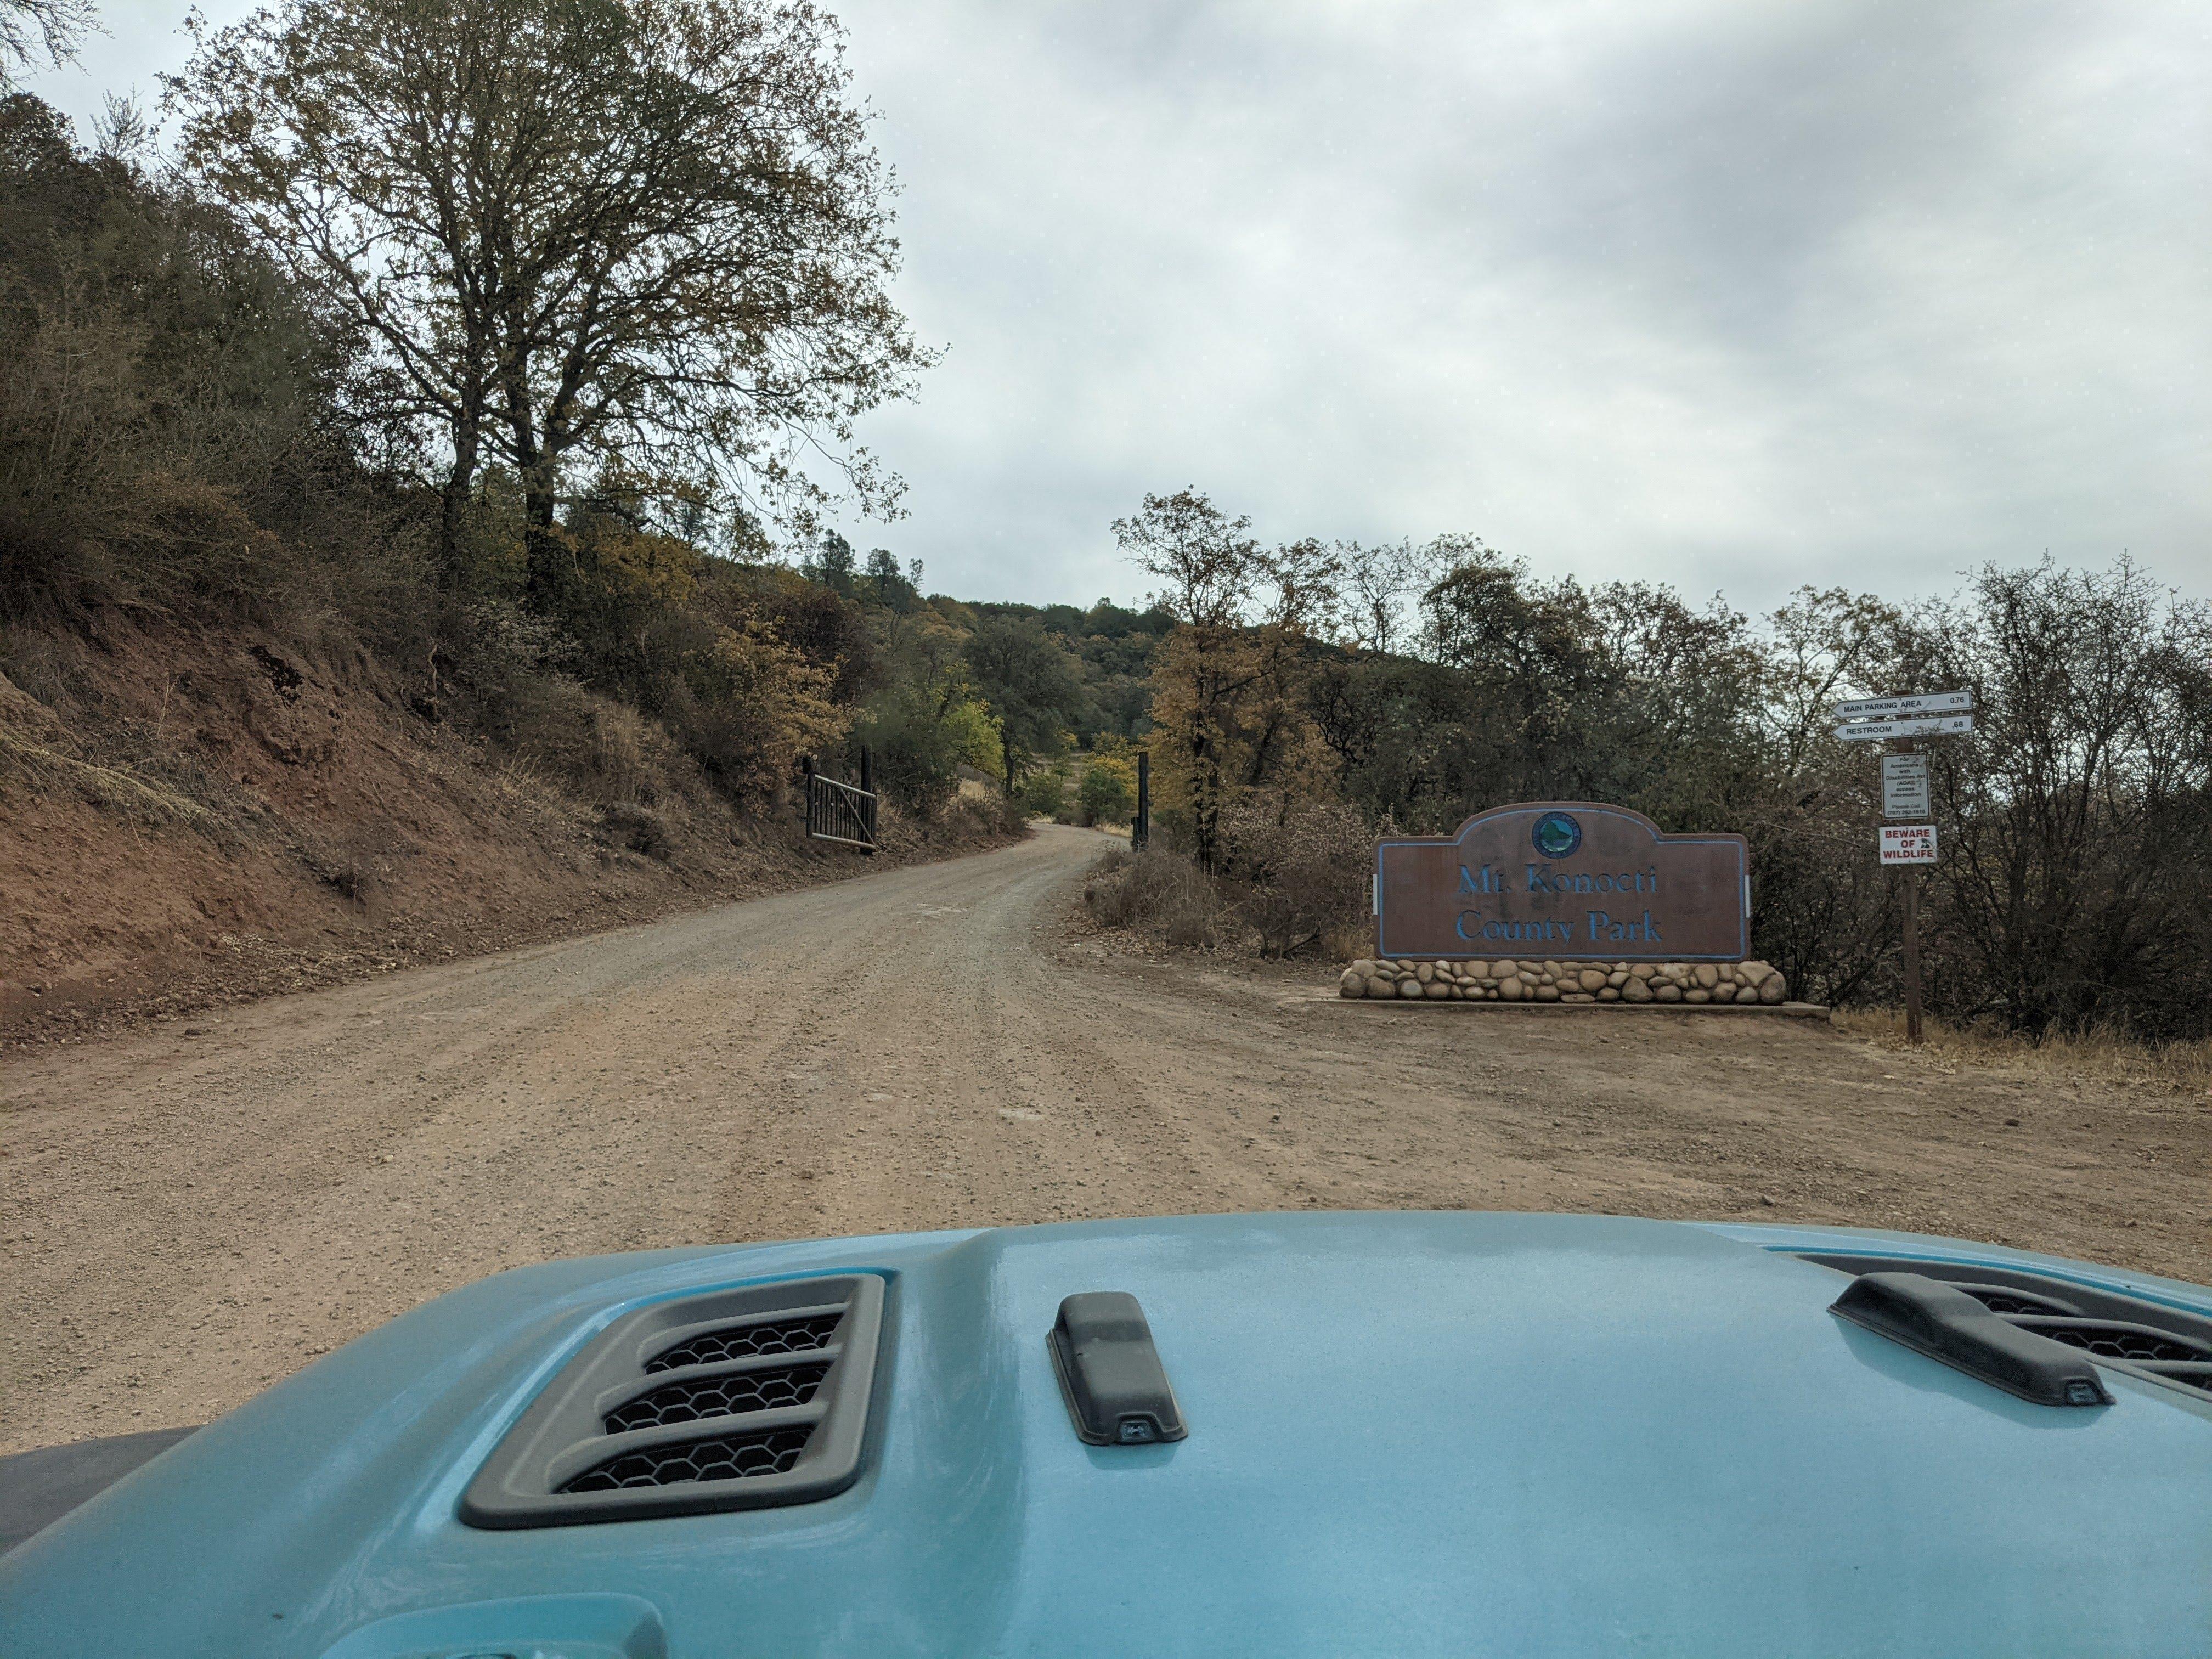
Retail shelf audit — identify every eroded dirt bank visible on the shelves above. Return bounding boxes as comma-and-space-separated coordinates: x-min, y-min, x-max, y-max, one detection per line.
2, 618, 1015, 1045
4, 823, 2207, 1453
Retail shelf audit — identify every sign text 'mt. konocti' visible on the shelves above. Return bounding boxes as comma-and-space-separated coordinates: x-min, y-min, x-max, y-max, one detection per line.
1375, 803, 1749, 963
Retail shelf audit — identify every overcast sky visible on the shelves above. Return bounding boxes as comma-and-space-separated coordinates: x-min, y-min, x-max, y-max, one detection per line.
25, 0, 2211, 613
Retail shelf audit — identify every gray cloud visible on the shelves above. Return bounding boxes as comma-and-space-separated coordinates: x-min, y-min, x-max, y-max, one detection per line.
832, 0, 2210, 610
32, 0, 2210, 611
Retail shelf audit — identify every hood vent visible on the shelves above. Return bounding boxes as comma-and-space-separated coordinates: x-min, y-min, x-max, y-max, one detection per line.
647, 1315, 844, 1372
2009, 1318, 2210, 1369
461, 1274, 885, 1528
1802, 1252, 2212, 1406
603, 1362, 830, 1435
564, 1425, 815, 1493
1829, 1272, 2113, 1407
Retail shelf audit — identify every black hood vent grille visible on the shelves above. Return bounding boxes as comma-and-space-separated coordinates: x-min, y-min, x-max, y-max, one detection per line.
604, 1362, 831, 1435
563, 1425, 815, 1493
2014, 1318, 2211, 1369
1803, 1252, 2212, 1405
647, 1315, 844, 1372
462, 1274, 885, 1528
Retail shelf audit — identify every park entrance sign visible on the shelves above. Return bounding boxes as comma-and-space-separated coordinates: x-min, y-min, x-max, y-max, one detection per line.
1375, 803, 1749, 963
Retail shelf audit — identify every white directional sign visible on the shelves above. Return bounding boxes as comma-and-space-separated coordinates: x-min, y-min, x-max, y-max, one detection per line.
1835, 691, 1973, 719
1880, 824, 1938, 865
1836, 713, 1975, 742
1881, 754, 1929, 820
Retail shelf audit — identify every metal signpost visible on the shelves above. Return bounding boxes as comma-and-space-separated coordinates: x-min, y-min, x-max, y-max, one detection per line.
1834, 691, 1973, 1044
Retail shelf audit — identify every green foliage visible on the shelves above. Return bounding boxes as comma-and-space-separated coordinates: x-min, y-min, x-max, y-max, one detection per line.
964, 612, 1082, 783
172, 0, 931, 582
1017, 766, 1067, 819
0, 93, 406, 630
625, 599, 843, 798
966, 596, 1172, 742
854, 613, 1000, 816
1076, 754, 1135, 826
1909, 561, 2211, 1040
858, 682, 989, 816
1115, 481, 2211, 1040
0, 97, 948, 834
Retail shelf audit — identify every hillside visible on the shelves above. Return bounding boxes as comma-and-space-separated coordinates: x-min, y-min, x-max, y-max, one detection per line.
0, 90, 1046, 1042
0, 612, 1019, 1042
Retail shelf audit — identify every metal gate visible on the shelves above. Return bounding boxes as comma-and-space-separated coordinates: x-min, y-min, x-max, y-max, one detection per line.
803, 750, 878, 852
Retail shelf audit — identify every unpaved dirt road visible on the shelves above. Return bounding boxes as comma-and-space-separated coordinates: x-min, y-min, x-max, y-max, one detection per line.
5, 824, 2208, 1453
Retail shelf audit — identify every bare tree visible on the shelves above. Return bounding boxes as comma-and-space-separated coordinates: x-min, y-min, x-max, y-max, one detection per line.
1340, 533, 1470, 654
1338, 539, 1412, 653
1, 0, 93, 86
1116, 487, 1261, 630
171, 0, 929, 590
1262, 535, 1344, 637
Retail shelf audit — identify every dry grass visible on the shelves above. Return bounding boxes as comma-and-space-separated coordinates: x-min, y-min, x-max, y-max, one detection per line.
1320, 918, 1373, 961
0, 727, 226, 833
1082, 847, 1223, 947
1836, 1008, 2212, 1101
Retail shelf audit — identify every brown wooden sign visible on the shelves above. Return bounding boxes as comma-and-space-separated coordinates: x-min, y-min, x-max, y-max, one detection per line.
1376, 802, 1748, 962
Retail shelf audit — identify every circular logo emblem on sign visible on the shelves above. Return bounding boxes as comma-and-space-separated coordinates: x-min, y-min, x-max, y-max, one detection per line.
1531, 811, 1583, 860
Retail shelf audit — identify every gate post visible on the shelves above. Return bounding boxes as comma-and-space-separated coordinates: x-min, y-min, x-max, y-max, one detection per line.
858, 745, 877, 842
1133, 752, 1150, 852
801, 755, 816, 839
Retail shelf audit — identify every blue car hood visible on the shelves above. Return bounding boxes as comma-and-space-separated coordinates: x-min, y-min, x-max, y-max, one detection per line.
4, 1210, 2209, 1657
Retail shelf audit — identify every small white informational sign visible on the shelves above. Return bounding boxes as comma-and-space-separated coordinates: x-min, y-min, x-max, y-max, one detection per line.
1835, 713, 1976, 742
1835, 691, 1974, 719
1881, 754, 1930, 820
1879, 824, 1938, 865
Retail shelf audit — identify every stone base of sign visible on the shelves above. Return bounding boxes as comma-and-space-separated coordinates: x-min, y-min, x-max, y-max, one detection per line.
1338, 956, 1790, 1006
1322, 994, 1831, 1020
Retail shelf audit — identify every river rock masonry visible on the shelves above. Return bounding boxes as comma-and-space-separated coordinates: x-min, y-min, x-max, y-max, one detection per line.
1338, 957, 1788, 1005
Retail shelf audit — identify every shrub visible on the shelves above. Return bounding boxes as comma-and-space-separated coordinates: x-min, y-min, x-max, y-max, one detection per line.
1017, 767, 1066, 818
1218, 797, 1374, 956
1082, 847, 1222, 947
859, 685, 970, 817
0, 94, 392, 628
1077, 754, 1136, 825
710, 561, 883, 704
648, 613, 846, 800
598, 802, 670, 858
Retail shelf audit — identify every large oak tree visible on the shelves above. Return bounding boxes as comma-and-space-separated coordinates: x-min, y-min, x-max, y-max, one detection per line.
172, 0, 927, 591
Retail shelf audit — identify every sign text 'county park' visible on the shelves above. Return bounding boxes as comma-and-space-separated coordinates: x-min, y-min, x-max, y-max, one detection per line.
1375, 803, 1750, 963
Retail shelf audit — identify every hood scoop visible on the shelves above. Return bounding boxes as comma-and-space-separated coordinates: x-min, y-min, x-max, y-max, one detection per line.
1807, 1252, 2212, 1409
461, 1274, 884, 1528
1830, 1272, 2112, 1407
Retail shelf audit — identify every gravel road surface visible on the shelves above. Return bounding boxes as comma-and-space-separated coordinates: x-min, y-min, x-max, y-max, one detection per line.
5, 823, 2206, 1453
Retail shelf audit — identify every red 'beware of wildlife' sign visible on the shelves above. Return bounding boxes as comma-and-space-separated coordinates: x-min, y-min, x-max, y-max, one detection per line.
1375, 802, 1750, 963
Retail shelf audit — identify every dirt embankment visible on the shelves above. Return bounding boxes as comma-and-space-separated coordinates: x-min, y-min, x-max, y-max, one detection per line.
0, 615, 1017, 1046
5, 824, 2207, 1454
